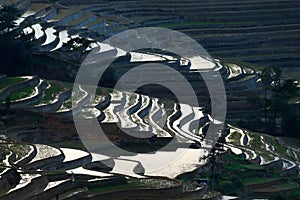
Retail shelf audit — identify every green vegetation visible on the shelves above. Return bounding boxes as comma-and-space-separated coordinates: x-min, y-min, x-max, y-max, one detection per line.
245, 132, 294, 161
243, 177, 280, 185
0, 77, 24, 89
40, 81, 64, 104
242, 148, 255, 159
248, 133, 263, 149
280, 182, 299, 190
9, 87, 35, 101
96, 88, 107, 96
221, 154, 246, 161
0, 1, 298, 199
217, 179, 244, 195
61, 99, 72, 110
259, 152, 274, 162
63, 84, 87, 108
287, 190, 300, 199
264, 136, 291, 159
228, 131, 241, 145
224, 162, 264, 171
63, 82, 73, 89
107, 88, 114, 93
213, 153, 300, 198
261, 68, 300, 138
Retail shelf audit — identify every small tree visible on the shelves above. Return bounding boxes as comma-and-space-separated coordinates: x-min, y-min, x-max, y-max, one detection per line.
201, 129, 227, 190
61, 37, 97, 63
261, 67, 273, 129
0, 5, 34, 75
275, 79, 299, 137
261, 67, 300, 137
0, 5, 20, 34
260, 67, 282, 133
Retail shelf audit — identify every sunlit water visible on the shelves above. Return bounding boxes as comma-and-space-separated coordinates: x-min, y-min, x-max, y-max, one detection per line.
51, 30, 70, 51
42, 27, 56, 46
31, 24, 44, 39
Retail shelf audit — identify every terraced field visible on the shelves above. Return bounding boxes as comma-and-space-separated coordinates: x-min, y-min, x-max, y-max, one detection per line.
0, 72, 299, 199
3, 0, 295, 127
1, 0, 298, 76
11, 0, 300, 77
0, 0, 299, 199
0, 74, 220, 199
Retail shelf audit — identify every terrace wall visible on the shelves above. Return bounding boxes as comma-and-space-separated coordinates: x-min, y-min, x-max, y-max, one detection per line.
0, 178, 10, 194
263, 159, 283, 171
31, 176, 127, 200
15, 145, 37, 167
7, 80, 48, 109
0, 76, 39, 101
31, 89, 72, 113
23, 150, 64, 170
95, 93, 111, 110
82, 181, 183, 200
30, 180, 75, 200
51, 91, 91, 118
32, 29, 47, 45
39, 36, 60, 52
0, 168, 21, 189
1, 175, 48, 200
281, 166, 299, 176
76, 176, 127, 188
226, 75, 260, 89
247, 179, 286, 190
54, 154, 92, 170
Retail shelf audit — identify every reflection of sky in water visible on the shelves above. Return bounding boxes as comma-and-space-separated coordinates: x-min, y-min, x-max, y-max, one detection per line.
105, 148, 207, 178
60, 148, 89, 162
130, 52, 176, 62
189, 56, 215, 70
31, 24, 43, 39
42, 27, 56, 46
97, 43, 126, 56
51, 30, 70, 51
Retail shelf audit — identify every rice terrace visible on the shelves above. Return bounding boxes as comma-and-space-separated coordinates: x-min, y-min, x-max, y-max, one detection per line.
0, 0, 300, 199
